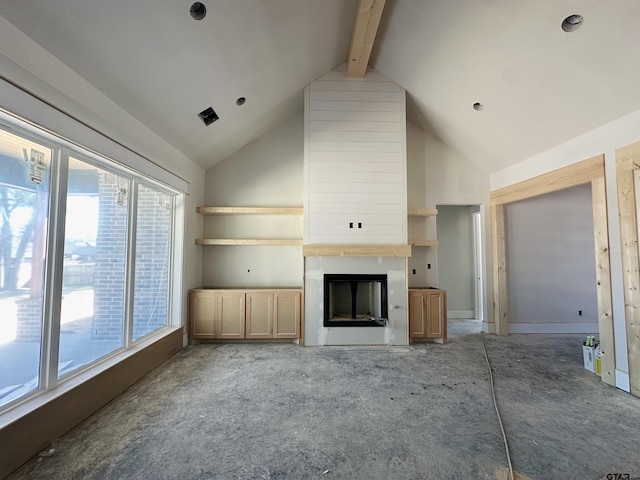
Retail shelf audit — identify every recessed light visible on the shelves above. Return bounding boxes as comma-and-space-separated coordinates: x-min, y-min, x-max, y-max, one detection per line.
235, 97, 246, 106
562, 14, 583, 32
198, 107, 219, 126
190, 2, 206, 20
473, 103, 484, 111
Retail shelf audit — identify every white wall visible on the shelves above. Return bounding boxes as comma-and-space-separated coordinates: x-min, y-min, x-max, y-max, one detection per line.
406, 121, 493, 329
505, 184, 598, 334
203, 112, 304, 287
436, 206, 475, 316
491, 108, 640, 392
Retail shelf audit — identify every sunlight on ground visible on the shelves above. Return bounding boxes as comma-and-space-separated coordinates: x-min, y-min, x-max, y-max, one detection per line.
0, 289, 94, 345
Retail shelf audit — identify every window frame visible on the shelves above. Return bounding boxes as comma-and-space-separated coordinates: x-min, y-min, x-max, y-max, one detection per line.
0, 105, 185, 416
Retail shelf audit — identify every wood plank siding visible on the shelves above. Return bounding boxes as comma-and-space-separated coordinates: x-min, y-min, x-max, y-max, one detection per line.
304, 68, 407, 245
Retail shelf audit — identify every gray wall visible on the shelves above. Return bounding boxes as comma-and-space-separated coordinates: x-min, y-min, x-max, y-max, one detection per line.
505, 183, 598, 333
436, 205, 475, 315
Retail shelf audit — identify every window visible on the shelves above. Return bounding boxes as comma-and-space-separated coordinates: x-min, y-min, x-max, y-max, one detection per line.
0, 127, 52, 407
133, 184, 172, 340
59, 157, 129, 377
0, 115, 182, 411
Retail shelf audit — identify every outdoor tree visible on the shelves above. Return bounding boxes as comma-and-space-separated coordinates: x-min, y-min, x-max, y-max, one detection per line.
0, 185, 35, 291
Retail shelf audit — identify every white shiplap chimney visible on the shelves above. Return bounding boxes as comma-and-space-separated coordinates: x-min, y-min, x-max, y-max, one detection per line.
304, 65, 407, 245
302, 65, 409, 346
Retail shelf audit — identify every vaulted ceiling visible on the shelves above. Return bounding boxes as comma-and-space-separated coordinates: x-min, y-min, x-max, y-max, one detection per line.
1, 0, 639, 174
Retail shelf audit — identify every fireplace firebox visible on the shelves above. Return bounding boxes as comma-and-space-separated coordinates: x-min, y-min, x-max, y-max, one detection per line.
324, 274, 388, 327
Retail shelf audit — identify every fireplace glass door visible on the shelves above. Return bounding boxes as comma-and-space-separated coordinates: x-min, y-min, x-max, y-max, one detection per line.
324, 274, 388, 327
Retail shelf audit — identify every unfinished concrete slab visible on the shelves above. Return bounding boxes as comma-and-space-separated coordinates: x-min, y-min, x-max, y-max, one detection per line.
7, 333, 640, 480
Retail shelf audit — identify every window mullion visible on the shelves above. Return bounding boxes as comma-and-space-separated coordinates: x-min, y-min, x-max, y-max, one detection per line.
123, 180, 138, 348
169, 195, 182, 328
40, 148, 69, 390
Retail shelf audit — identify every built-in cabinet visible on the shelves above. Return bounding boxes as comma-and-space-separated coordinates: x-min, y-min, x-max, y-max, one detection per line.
190, 288, 301, 341
194, 205, 447, 346
408, 288, 447, 343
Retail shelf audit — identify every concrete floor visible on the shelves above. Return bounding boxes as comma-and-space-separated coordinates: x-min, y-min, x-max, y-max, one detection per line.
7, 321, 640, 480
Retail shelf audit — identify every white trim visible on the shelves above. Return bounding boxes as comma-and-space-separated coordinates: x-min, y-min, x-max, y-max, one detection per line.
171, 194, 186, 331
615, 369, 631, 392
508, 323, 598, 334
124, 181, 138, 348
472, 210, 484, 321
448, 309, 475, 319
0, 79, 189, 193
43, 148, 68, 391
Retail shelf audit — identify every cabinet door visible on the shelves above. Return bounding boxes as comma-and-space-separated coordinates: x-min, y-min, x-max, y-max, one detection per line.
191, 292, 216, 338
273, 291, 300, 338
408, 291, 426, 337
246, 292, 273, 338
425, 290, 446, 339
216, 292, 245, 339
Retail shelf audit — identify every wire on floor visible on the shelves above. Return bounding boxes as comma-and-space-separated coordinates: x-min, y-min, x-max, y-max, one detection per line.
480, 332, 515, 480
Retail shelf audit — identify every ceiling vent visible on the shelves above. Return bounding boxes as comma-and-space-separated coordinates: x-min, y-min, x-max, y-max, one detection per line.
198, 107, 219, 126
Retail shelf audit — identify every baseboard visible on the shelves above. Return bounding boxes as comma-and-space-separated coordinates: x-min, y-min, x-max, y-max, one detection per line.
508, 323, 598, 334
447, 309, 475, 319
615, 370, 631, 393
482, 321, 495, 334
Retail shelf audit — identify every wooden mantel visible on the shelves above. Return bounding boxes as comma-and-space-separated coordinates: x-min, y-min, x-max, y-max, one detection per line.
303, 244, 411, 257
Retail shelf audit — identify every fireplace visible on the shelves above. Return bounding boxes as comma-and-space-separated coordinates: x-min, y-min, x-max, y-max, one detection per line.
324, 274, 388, 327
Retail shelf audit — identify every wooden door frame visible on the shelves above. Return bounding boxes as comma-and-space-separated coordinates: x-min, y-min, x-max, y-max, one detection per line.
615, 142, 640, 396
490, 155, 616, 386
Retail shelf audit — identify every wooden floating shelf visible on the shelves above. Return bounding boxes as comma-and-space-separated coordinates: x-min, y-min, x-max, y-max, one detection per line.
410, 240, 439, 247
196, 239, 303, 246
303, 244, 412, 257
197, 207, 303, 215
408, 208, 438, 217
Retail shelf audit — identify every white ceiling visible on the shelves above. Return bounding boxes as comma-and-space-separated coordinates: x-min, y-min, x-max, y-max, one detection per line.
1, 0, 640, 173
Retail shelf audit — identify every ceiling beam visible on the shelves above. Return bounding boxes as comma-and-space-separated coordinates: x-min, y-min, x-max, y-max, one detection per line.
346, 0, 386, 77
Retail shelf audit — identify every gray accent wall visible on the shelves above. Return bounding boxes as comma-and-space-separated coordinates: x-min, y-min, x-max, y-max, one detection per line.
505, 183, 598, 333
436, 205, 475, 315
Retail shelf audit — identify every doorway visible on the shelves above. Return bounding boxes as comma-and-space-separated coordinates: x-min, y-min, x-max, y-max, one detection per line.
436, 205, 483, 338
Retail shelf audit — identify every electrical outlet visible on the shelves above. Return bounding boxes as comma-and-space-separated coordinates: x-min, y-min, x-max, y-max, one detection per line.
578, 310, 582, 316
412, 269, 416, 274
427, 264, 431, 269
